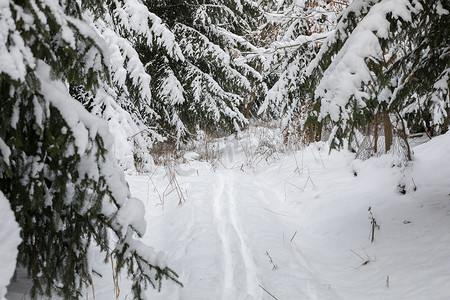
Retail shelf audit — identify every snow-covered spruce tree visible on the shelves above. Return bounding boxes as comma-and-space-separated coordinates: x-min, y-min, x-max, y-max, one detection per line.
70, 0, 185, 172
256, 0, 349, 137
303, 0, 449, 155
142, 0, 266, 144
0, 1, 180, 299
393, 1, 450, 136
0, 191, 21, 300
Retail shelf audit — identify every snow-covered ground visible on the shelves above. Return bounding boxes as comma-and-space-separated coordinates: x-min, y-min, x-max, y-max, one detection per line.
7, 130, 450, 299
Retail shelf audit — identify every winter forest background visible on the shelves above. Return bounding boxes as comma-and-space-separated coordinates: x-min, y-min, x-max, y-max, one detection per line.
0, 0, 449, 299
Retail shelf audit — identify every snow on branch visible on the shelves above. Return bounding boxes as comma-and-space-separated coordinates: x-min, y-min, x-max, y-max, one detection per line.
314, 0, 422, 125
110, 0, 184, 60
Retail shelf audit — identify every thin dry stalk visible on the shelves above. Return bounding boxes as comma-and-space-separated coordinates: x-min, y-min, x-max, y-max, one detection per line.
411, 177, 417, 191
303, 176, 316, 190
147, 170, 164, 208
350, 249, 371, 266
315, 145, 326, 168
368, 207, 380, 243
350, 249, 365, 261
284, 181, 304, 202
110, 254, 120, 300
310, 148, 318, 162
293, 153, 301, 175
162, 164, 187, 206
263, 207, 289, 217
172, 175, 186, 205
91, 278, 96, 300
302, 150, 304, 174
266, 251, 278, 270
259, 284, 279, 300
285, 181, 304, 191
290, 231, 298, 242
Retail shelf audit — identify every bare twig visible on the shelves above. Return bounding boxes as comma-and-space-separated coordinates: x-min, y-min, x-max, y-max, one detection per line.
303, 176, 316, 190
259, 284, 279, 300
285, 181, 304, 191
290, 231, 298, 242
240, 36, 327, 56
127, 127, 157, 140
147, 172, 164, 208
263, 207, 289, 217
316, 145, 326, 168
350, 249, 365, 261
350, 249, 371, 266
127, 129, 148, 140
368, 207, 380, 243
411, 177, 417, 191
310, 148, 318, 162
91, 278, 96, 300
266, 251, 278, 270
293, 153, 301, 175
111, 254, 120, 300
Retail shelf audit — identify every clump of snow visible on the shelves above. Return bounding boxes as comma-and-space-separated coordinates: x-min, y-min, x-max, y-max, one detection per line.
116, 197, 147, 236
35, 61, 131, 207
436, 1, 449, 15
408, 130, 450, 193
0, 137, 11, 166
183, 152, 200, 162
0, 191, 21, 300
315, 0, 422, 124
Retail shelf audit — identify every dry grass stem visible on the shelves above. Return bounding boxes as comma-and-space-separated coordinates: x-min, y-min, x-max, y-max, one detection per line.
290, 231, 298, 242
266, 251, 278, 270
259, 284, 279, 300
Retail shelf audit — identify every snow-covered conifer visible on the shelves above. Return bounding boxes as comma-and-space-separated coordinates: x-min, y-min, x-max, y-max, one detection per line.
0, 0, 179, 298
256, 0, 349, 139
0, 191, 21, 300
70, 0, 185, 171
305, 0, 449, 152
142, 0, 265, 143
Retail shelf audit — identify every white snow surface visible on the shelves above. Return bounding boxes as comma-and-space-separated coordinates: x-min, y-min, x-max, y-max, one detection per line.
7, 129, 450, 299
0, 191, 21, 300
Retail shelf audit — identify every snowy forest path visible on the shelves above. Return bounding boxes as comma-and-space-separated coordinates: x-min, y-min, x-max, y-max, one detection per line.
212, 170, 262, 299
128, 145, 349, 300
29, 136, 449, 300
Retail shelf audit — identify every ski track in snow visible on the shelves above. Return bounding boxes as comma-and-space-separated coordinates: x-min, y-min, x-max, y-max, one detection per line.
228, 177, 261, 299
213, 171, 261, 299
135, 145, 343, 300
213, 174, 234, 299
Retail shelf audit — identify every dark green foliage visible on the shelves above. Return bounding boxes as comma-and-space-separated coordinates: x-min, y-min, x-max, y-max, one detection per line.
140, 0, 265, 143
1, 0, 180, 299
259, 0, 350, 125
389, 0, 450, 135
304, 0, 449, 151
1, 76, 108, 299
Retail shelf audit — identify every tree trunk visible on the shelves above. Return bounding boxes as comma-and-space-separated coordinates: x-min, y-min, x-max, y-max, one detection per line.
243, 90, 256, 119
373, 114, 378, 154
384, 111, 393, 153
315, 121, 323, 142
395, 110, 412, 161
243, 63, 261, 119
444, 107, 450, 133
